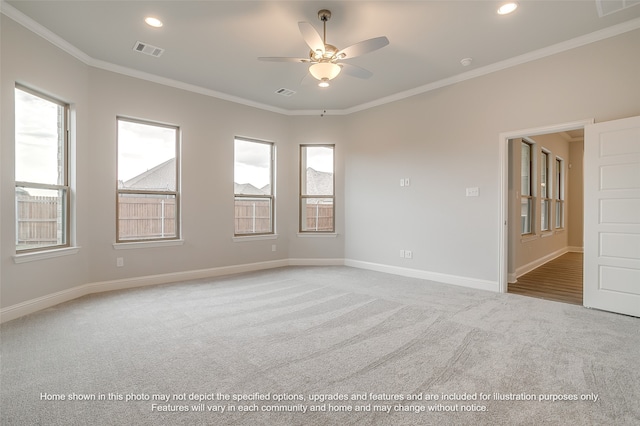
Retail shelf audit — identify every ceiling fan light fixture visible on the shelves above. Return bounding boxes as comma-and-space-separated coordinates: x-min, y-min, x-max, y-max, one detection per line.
318, 78, 330, 88
309, 62, 341, 82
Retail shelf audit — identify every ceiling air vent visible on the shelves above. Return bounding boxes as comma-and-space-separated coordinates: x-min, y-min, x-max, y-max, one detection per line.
275, 88, 296, 97
596, 0, 640, 17
133, 41, 164, 58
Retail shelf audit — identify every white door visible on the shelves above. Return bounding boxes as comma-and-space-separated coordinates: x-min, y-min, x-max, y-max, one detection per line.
584, 116, 640, 317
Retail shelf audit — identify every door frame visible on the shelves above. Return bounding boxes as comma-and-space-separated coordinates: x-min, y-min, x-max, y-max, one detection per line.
498, 118, 593, 294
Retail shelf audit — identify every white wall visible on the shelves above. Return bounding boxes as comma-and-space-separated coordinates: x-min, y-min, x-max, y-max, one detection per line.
2, 12, 640, 316
343, 28, 640, 288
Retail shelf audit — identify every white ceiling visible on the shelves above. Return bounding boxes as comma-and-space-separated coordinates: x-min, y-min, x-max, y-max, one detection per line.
4, 1, 640, 114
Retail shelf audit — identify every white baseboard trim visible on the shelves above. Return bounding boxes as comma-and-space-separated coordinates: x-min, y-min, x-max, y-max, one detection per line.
568, 246, 584, 253
2, 257, 499, 323
344, 259, 498, 292
0, 259, 288, 324
515, 247, 569, 279
288, 258, 344, 266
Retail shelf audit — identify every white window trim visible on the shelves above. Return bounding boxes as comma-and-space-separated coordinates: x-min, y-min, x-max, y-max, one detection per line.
15, 85, 71, 253
113, 239, 184, 250
116, 117, 181, 243
299, 144, 336, 233
13, 246, 80, 264
233, 137, 276, 236
297, 233, 338, 238
233, 234, 278, 242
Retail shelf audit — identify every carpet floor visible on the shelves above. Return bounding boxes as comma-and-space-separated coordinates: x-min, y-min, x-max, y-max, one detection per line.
1, 266, 639, 425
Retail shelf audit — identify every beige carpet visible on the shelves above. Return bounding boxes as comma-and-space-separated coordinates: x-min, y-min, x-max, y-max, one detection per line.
1, 266, 639, 425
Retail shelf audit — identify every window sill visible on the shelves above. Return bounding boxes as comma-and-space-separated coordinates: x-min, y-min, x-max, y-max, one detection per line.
13, 246, 81, 264
541, 231, 554, 238
521, 234, 538, 243
113, 239, 184, 250
233, 234, 278, 242
297, 232, 338, 238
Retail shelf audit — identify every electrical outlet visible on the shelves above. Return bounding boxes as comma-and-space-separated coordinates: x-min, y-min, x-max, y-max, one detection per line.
116, 257, 124, 267
272, 244, 276, 252
404, 178, 410, 187
405, 250, 413, 259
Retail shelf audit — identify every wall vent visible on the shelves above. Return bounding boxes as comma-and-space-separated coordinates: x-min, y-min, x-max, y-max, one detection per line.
133, 41, 164, 57
596, 0, 640, 17
275, 88, 296, 97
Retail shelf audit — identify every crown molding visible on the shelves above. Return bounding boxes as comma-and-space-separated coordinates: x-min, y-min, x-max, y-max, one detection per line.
343, 16, 640, 115
3, 2, 640, 116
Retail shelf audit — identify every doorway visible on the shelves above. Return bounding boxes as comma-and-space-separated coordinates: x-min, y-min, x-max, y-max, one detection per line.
499, 120, 591, 302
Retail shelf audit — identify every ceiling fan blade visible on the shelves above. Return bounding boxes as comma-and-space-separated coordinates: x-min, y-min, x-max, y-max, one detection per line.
258, 57, 311, 63
298, 21, 325, 54
339, 63, 373, 79
337, 36, 389, 59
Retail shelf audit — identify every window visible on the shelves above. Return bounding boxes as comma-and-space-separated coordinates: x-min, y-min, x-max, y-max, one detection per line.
520, 141, 533, 235
300, 145, 334, 232
540, 150, 551, 232
555, 157, 564, 229
234, 138, 274, 235
15, 86, 70, 252
117, 117, 179, 242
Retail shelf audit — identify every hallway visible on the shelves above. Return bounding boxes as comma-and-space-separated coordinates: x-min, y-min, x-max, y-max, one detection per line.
508, 252, 583, 305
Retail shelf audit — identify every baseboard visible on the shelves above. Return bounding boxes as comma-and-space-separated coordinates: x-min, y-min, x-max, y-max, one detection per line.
0, 259, 288, 324
568, 246, 584, 253
344, 259, 498, 292
288, 258, 344, 266
0, 285, 91, 325
2, 257, 499, 323
515, 247, 568, 279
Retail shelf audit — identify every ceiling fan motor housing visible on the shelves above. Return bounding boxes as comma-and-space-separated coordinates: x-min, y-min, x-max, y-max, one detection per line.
318, 9, 332, 22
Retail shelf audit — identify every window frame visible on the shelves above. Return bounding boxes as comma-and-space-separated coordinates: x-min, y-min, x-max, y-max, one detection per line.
15, 84, 70, 253
540, 149, 552, 232
116, 116, 180, 243
299, 144, 335, 233
555, 156, 565, 229
520, 139, 534, 236
233, 137, 275, 237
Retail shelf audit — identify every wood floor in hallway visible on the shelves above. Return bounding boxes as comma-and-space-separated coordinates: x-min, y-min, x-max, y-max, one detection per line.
508, 252, 583, 305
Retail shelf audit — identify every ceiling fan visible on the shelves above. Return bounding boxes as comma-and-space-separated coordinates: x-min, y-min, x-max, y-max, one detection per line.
258, 9, 389, 87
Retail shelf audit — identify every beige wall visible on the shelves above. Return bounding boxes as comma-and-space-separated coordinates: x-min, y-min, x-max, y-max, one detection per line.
2, 12, 640, 312
1, 15, 345, 310
343, 29, 640, 285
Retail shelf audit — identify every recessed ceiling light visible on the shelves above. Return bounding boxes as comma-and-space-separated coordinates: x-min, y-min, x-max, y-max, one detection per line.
144, 17, 163, 28
497, 2, 518, 15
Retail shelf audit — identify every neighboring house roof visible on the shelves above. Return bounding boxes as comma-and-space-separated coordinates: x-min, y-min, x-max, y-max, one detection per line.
121, 160, 332, 195
305, 168, 333, 196
120, 158, 176, 190
234, 182, 270, 195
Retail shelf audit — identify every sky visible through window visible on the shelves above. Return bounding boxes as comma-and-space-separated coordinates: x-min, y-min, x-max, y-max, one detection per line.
117, 119, 176, 183
234, 141, 333, 189
305, 146, 333, 174
15, 88, 62, 189
18, 93, 333, 192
